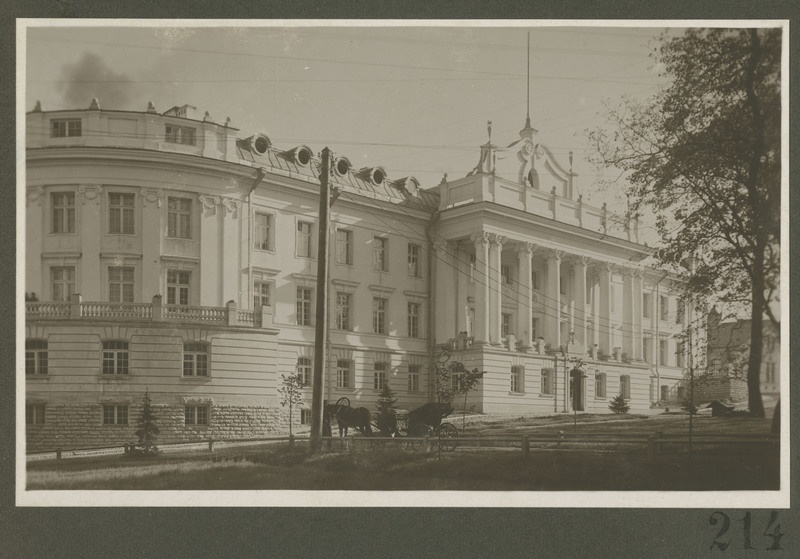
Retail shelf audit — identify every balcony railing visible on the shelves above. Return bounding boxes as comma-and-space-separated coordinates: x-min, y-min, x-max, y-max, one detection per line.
26, 295, 273, 329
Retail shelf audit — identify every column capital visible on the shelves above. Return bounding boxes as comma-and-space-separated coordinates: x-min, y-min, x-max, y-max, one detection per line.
603, 261, 615, 274
515, 241, 536, 257
432, 239, 449, 252
578, 255, 590, 267
470, 231, 490, 246
488, 233, 506, 247
547, 248, 564, 262
78, 184, 103, 203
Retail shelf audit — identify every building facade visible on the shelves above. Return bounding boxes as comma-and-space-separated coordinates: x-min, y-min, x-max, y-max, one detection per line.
24, 101, 689, 451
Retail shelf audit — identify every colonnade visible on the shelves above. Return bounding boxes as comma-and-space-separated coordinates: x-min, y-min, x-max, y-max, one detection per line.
433, 231, 646, 361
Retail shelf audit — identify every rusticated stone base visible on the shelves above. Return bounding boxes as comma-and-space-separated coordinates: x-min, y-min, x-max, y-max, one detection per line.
25, 403, 300, 453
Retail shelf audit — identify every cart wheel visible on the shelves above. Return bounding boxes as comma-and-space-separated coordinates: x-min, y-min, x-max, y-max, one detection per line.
436, 422, 459, 452
409, 424, 431, 451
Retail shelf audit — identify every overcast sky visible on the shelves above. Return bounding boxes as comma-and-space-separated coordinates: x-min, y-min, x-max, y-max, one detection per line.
24, 22, 673, 210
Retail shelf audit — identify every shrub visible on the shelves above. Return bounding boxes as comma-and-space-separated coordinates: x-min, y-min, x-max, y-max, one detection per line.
608, 394, 630, 414
134, 389, 160, 455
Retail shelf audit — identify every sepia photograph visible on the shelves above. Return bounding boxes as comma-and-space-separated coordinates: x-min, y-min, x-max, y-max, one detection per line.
17, 19, 788, 509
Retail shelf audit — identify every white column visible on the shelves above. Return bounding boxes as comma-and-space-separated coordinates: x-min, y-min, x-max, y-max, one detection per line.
622, 267, 634, 359
599, 262, 613, 356
633, 269, 644, 361
470, 232, 490, 345
455, 242, 468, 335
574, 257, 588, 352
545, 250, 562, 349
516, 242, 535, 351
488, 233, 505, 346
433, 239, 452, 344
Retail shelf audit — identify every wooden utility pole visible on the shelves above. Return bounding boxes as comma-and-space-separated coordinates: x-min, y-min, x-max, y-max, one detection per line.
310, 147, 332, 453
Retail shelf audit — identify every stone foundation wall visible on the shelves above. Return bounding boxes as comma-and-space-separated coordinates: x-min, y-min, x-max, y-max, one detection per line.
25, 403, 300, 452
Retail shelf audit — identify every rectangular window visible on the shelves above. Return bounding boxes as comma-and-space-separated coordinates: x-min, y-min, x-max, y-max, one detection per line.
335, 292, 351, 330
108, 266, 135, 303
254, 212, 273, 251
541, 368, 554, 395
253, 281, 271, 308
297, 357, 312, 387
451, 372, 465, 393
511, 366, 523, 393
51, 192, 76, 234
167, 270, 190, 305
642, 293, 652, 319
26, 404, 46, 425
373, 237, 388, 272
408, 365, 420, 392
335, 229, 353, 265
373, 362, 387, 390
659, 339, 669, 366
102, 340, 129, 375
26, 340, 48, 375
185, 405, 209, 425
183, 342, 208, 376
165, 124, 196, 145
296, 287, 312, 326
502, 313, 512, 338
108, 192, 135, 234
373, 297, 387, 334
620, 375, 631, 399
51, 266, 76, 302
408, 244, 421, 277
595, 373, 607, 398
167, 197, 192, 238
102, 405, 129, 425
51, 119, 81, 137
296, 221, 313, 258
660, 296, 669, 321
300, 409, 311, 425
501, 265, 512, 285
336, 359, 352, 388
407, 302, 420, 338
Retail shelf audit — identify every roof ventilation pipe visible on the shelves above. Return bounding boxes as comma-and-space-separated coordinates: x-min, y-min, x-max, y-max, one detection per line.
359, 166, 387, 186
283, 145, 313, 166
333, 156, 352, 177
245, 133, 271, 155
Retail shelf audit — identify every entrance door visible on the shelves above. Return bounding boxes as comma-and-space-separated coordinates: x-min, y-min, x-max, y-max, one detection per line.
570, 369, 584, 411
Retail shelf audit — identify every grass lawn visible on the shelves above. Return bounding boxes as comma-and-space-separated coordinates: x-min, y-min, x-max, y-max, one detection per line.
26, 414, 779, 491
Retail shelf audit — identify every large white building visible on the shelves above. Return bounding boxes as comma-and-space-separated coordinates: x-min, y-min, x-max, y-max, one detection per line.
24, 101, 690, 451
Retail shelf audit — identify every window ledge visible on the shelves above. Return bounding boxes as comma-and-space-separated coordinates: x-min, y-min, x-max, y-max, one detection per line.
25, 374, 50, 380
538, 393, 554, 398
98, 375, 132, 380
335, 388, 356, 393
181, 376, 211, 382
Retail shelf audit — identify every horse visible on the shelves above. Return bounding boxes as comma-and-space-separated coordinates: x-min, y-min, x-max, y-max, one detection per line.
407, 402, 454, 432
335, 406, 373, 437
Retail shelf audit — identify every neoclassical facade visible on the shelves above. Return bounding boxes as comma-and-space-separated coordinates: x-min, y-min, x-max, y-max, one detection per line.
24, 102, 689, 451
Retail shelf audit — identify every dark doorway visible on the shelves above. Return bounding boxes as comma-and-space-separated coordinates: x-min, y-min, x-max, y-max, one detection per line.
570, 368, 584, 411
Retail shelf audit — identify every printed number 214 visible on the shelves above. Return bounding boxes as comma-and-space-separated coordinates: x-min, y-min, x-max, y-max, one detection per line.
709, 511, 784, 551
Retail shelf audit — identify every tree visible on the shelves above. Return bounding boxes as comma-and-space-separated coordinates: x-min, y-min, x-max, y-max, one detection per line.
375, 383, 399, 436
608, 394, 630, 414
433, 346, 485, 428
589, 28, 781, 417
134, 389, 160, 455
278, 373, 305, 445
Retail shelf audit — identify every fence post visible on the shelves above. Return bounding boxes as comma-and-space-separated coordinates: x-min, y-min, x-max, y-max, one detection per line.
522, 436, 530, 464
208, 439, 214, 453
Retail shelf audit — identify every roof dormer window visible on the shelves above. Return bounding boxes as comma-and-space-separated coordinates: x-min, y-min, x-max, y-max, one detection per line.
165, 124, 196, 146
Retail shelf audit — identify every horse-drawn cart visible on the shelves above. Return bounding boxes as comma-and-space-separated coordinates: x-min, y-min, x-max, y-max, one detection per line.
375, 402, 459, 452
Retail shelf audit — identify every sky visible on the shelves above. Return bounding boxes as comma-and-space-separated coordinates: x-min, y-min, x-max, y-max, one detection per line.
24, 22, 673, 213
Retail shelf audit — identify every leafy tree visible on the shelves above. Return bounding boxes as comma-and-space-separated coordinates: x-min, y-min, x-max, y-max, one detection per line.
608, 394, 630, 415
433, 346, 485, 428
375, 383, 399, 436
278, 373, 305, 445
589, 28, 781, 417
134, 389, 160, 455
